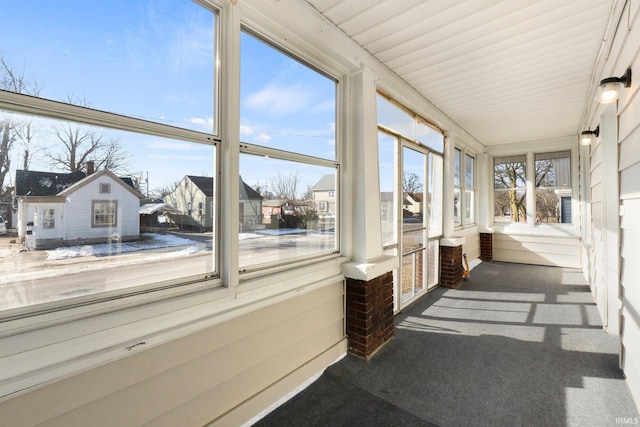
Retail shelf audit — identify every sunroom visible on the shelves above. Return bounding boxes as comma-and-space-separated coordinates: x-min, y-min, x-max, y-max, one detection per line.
0, 1, 638, 425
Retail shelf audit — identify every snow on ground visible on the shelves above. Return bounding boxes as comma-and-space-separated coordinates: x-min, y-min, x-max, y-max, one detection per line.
46, 233, 199, 260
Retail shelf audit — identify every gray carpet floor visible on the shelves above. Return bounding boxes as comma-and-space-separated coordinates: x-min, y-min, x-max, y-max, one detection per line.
255, 261, 639, 426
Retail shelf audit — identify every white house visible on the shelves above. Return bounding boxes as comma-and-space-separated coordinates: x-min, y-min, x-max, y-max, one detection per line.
14, 169, 141, 249
165, 175, 263, 231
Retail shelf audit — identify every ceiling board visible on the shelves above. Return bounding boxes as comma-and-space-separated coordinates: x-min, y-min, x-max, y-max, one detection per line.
305, 0, 615, 146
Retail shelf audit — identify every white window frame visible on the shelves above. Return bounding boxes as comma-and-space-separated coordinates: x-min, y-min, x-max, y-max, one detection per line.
454, 147, 476, 228
237, 27, 341, 274
0, 1, 350, 402
490, 143, 579, 231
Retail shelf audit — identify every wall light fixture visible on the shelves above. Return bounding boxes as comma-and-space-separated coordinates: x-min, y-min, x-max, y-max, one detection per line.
597, 68, 632, 104
580, 126, 599, 146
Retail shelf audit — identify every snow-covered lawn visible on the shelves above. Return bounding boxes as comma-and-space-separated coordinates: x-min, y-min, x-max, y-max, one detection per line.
46, 233, 199, 260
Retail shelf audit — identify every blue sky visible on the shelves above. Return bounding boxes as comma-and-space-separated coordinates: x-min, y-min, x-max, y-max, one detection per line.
0, 1, 336, 196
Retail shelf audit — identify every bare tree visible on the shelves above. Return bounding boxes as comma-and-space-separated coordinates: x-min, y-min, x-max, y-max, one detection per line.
269, 171, 301, 201
494, 160, 527, 222
0, 53, 41, 190
44, 96, 131, 174
403, 172, 423, 194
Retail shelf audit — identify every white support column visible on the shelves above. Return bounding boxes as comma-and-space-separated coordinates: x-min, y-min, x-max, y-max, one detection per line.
477, 152, 492, 232
525, 151, 535, 226
443, 132, 456, 239
219, 3, 240, 292
342, 66, 396, 280
600, 104, 621, 334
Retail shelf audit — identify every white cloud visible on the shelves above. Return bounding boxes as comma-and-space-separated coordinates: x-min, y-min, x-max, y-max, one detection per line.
255, 133, 272, 143
190, 116, 214, 131
245, 83, 312, 116
240, 124, 255, 136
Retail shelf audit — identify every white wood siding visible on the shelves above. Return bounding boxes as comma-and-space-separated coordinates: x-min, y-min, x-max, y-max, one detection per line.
64, 176, 140, 241
619, 54, 640, 409
588, 1, 640, 406
0, 281, 346, 426
589, 136, 607, 321
462, 232, 479, 261
493, 232, 580, 268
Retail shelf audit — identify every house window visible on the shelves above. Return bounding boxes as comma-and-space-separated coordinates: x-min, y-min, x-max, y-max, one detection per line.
0, 2, 219, 312
494, 155, 527, 223
238, 30, 338, 271
43, 209, 55, 229
92, 201, 117, 227
454, 148, 475, 227
535, 151, 571, 224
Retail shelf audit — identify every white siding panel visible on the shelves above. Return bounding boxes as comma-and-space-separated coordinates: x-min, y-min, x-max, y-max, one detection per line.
612, 1, 640, 404
493, 233, 580, 268
462, 233, 480, 261
0, 282, 346, 427
619, 127, 640, 172
621, 198, 640, 235
620, 162, 640, 200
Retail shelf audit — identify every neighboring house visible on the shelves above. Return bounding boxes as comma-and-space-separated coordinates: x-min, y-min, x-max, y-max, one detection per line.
139, 202, 181, 232
166, 175, 263, 232
311, 174, 336, 216
403, 192, 423, 217
14, 168, 142, 249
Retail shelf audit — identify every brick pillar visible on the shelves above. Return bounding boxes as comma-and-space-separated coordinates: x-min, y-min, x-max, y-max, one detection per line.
479, 233, 493, 261
345, 271, 394, 359
440, 245, 463, 288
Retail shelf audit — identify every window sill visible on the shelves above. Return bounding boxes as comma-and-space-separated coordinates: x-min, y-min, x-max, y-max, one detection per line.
493, 222, 580, 238
0, 257, 347, 402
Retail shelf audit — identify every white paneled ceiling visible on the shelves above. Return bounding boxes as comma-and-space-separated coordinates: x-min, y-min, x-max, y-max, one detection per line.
305, 0, 616, 146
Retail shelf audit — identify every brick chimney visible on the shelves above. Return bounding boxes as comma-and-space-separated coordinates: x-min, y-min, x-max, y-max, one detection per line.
86, 160, 95, 175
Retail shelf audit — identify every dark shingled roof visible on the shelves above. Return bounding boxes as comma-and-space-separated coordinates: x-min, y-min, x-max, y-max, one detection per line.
15, 170, 87, 196
186, 175, 214, 197
16, 169, 137, 196
186, 175, 263, 200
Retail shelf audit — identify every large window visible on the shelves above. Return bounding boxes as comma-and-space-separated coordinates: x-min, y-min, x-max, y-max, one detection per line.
238, 31, 338, 271
0, 2, 218, 312
377, 94, 443, 309
454, 148, 476, 227
494, 155, 527, 223
535, 151, 572, 224
493, 150, 574, 225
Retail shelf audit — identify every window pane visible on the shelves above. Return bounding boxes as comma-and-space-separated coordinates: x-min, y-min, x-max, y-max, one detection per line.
377, 95, 443, 152
239, 153, 337, 269
416, 121, 444, 152
465, 154, 474, 188
240, 31, 336, 159
494, 155, 526, 189
379, 132, 397, 246
464, 189, 475, 224
453, 188, 461, 226
0, 2, 217, 133
402, 229, 424, 254
535, 189, 572, 224
428, 153, 443, 237
453, 148, 461, 187
378, 96, 415, 141
494, 189, 527, 223
427, 240, 439, 289
3, 110, 216, 311
402, 147, 425, 231
535, 151, 571, 187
